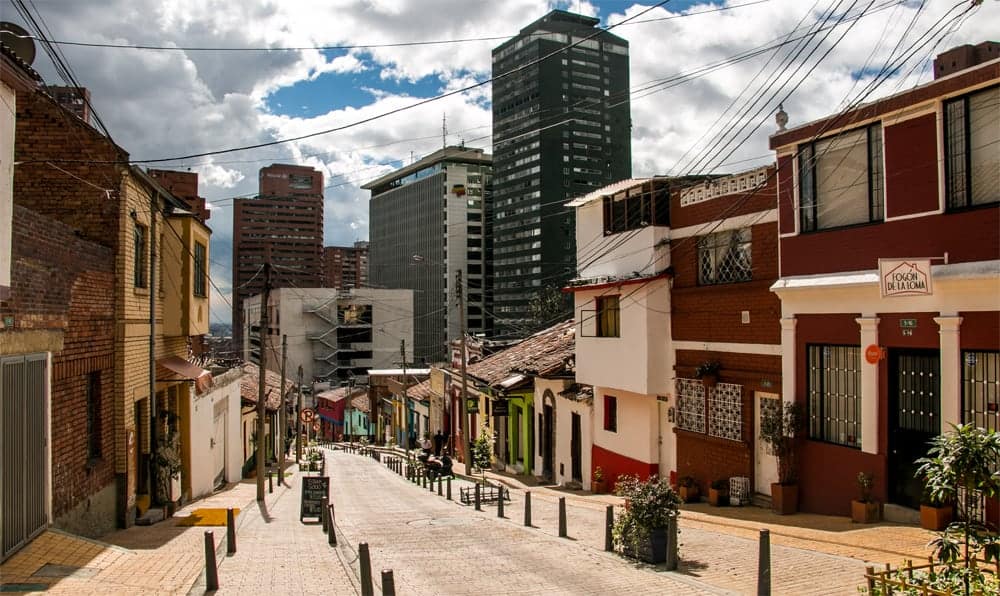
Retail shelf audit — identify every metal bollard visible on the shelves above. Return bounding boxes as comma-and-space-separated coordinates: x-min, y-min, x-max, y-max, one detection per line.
381, 569, 396, 596
605, 505, 614, 551
524, 491, 532, 527
204, 531, 219, 590
421, 470, 427, 489
497, 487, 505, 518
437, 476, 443, 496
757, 529, 771, 596
474, 483, 481, 511
321, 496, 329, 533
666, 514, 679, 571
328, 504, 337, 546
447, 477, 452, 500
226, 508, 237, 555
558, 497, 567, 538
359, 542, 374, 596
268, 469, 274, 493
429, 474, 435, 492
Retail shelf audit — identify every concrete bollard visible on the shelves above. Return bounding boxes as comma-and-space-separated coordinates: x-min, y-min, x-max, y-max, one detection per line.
474, 483, 481, 511
447, 477, 452, 501
558, 497, 567, 538
497, 487, 505, 518
666, 514, 679, 571
321, 496, 330, 533
524, 491, 532, 527
226, 508, 237, 555
757, 529, 771, 596
381, 569, 396, 596
421, 470, 427, 489
605, 505, 614, 552
437, 476, 443, 496
359, 542, 374, 596
268, 469, 274, 493
204, 531, 219, 590
328, 504, 337, 546
429, 474, 435, 492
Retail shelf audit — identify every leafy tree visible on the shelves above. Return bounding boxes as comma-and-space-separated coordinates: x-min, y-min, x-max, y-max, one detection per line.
528, 286, 571, 331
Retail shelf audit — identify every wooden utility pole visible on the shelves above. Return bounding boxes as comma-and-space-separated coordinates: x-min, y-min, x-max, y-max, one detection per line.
296, 365, 303, 462
278, 333, 287, 486
255, 260, 271, 502
456, 269, 472, 475
400, 340, 409, 456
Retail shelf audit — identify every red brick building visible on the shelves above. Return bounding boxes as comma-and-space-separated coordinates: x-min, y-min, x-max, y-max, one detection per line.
148, 169, 211, 223
323, 241, 368, 289
233, 164, 324, 356
669, 166, 782, 499
769, 52, 998, 518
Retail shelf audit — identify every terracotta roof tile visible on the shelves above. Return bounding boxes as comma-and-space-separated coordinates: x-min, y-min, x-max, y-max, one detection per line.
467, 320, 575, 386
240, 363, 294, 411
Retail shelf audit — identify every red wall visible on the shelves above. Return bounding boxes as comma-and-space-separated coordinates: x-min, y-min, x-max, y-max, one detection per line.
777, 155, 796, 235
885, 114, 939, 218
592, 444, 658, 490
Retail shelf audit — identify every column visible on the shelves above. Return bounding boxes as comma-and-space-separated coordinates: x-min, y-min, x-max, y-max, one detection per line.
856, 317, 880, 455
780, 317, 797, 405
934, 316, 963, 431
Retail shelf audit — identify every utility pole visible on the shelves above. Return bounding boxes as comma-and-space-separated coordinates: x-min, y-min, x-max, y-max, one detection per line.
346, 377, 354, 442
456, 269, 472, 475
255, 259, 271, 502
400, 339, 409, 457
296, 365, 303, 462
278, 334, 287, 486
148, 191, 159, 504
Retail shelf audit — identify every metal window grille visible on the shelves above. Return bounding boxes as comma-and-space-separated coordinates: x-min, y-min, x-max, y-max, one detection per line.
708, 382, 742, 441
962, 351, 999, 432
698, 228, 751, 285
133, 223, 147, 288
676, 378, 705, 434
193, 243, 207, 297
807, 345, 861, 448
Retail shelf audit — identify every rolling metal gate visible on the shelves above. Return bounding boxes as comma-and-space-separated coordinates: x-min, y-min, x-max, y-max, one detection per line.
1, 354, 48, 561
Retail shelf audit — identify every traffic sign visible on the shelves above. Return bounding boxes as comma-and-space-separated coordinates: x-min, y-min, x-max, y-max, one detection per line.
300, 408, 315, 423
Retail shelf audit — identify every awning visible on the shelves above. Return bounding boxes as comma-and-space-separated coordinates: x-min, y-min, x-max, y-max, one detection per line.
157, 356, 212, 394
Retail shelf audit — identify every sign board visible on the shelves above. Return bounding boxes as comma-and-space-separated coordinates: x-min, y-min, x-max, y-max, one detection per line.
300, 476, 329, 521
865, 344, 883, 365
492, 399, 509, 417
300, 408, 315, 423
879, 259, 933, 298
467, 397, 479, 413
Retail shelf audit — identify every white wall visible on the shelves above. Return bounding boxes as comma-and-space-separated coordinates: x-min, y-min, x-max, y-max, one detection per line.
534, 378, 594, 489
575, 199, 670, 279
186, 369, 243, 500
593, 386, 660, 466
0, 81, 14, 296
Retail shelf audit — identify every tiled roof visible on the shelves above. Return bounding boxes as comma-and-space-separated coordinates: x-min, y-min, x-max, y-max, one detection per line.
240, 363, 295, 411
316, 386, 367, 405
558, 383, 594, 403
467, 320, 575, 386
406, 379, 434, 400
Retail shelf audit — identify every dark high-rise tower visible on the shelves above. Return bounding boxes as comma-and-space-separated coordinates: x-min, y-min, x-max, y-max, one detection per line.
491, 10, 631, 337
233, 164, 324, 357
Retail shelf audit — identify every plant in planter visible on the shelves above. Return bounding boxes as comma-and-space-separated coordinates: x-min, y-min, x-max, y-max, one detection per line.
919, 488, 954, 532
851, 472, 881, 524
708, 478, 729, 507
694, 360, 722, 388
613, 475, 681, 564
471, 425, 495, 480
677, 476, 700, 503
759, 400, 805, 515
592, 466, 607, 494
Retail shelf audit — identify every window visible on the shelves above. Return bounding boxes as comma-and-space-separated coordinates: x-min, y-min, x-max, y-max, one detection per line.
945, 86, 999, 209
799, 124, 884, 232
962, 351, 999, 432
596, 295, 619, 338
86, 372, 102, 460
698, 228, 752, 284
133, 223, 147, 288
603, 395, 617, 432
807, 345, 861, 448
601, 181, 669, 235
193, 242, 207, 297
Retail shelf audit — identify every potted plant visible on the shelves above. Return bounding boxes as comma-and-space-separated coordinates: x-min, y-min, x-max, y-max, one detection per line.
592, 466, 607, 494
708, 478, 729, 507
851, 472, 881, 523
759, 400, 805, 515
677, 476, 700, 503
613, 475, 681, 564
694, 361, 722, 388
919, 489, 954, 532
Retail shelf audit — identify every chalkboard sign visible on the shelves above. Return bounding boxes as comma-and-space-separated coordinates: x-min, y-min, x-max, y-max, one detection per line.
492, 399, 509, 417
300, 476, 329, 521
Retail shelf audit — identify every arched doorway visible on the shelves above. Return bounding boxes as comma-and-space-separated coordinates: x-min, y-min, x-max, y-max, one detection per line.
542, 390, 556, 482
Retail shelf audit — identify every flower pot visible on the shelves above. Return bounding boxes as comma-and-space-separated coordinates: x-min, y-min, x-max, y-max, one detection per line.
920, 504, 953, 531
622, 527, 667, 564
592, 479, 607, 494
708, 488, 728, 507
679, 485, 700, 503
770, 483, 798, 515
851, 500, 881, 523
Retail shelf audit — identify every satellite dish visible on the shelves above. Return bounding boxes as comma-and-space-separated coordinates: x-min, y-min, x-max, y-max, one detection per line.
0, 22, 36, 66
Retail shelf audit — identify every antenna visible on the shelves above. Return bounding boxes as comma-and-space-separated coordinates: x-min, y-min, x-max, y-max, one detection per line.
0, 22, 37, 65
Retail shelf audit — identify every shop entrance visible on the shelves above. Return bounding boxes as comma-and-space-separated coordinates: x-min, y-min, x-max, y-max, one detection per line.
888, 349, 940, 509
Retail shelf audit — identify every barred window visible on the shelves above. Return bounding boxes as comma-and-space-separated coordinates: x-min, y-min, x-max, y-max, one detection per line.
698, 228, 751, 285
799, 124, 884, 232
676, 378, 706, 434
133, 223, 147, 288
708, 383, 742, 441
945, 86, 999, 209
807, 345, 861, 448
962, 351, 999, 432
193, 242, 207, 298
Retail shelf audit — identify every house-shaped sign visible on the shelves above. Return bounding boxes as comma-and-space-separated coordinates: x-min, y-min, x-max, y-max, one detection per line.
879, 259, 933, 298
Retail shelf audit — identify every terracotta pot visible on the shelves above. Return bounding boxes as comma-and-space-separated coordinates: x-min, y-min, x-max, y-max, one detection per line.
592, 479, 607, 495
770, 483, 798, 515
708, 488, 728, 507
920, 504, 953, 531
851, 500, 881, 523
679, 485, 700, 503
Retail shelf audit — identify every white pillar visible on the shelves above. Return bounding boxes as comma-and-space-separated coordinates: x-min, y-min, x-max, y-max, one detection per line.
856, 317, 880, 455
934, 316, 963, 432
780, 317, 797, 404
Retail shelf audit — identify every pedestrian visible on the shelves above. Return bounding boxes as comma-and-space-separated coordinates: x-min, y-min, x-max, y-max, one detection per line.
421, 433, 432, 454
433, 429, 444, 456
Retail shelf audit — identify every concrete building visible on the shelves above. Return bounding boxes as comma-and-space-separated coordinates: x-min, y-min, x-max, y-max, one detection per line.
233, 164, 324, 356
364, 146, 491, 363
324, 241, 368, 288
769, 50, 998, 518
491, 10, 631, 337
180, 366, 242, 501
242, 287, 413, 389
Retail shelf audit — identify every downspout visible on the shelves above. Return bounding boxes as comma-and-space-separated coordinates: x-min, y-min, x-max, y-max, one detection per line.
148, 188, 159, 504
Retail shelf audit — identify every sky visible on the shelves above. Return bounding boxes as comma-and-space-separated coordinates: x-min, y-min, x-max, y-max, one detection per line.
5, 0, 998, 326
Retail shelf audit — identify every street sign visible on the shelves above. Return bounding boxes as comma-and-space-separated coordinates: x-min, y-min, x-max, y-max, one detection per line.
492, 399, 509, 417
300, 408, 315, 423
865, 345, 883, 365
299, 476, 329, 522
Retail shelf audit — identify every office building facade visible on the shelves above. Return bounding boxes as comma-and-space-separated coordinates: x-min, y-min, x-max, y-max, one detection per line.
364, 146, 492, 364
491, 10, 632, 337
324, 241, 369, 288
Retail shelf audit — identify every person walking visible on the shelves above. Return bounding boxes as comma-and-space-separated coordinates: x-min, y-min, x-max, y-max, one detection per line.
433, 429, 444, 456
